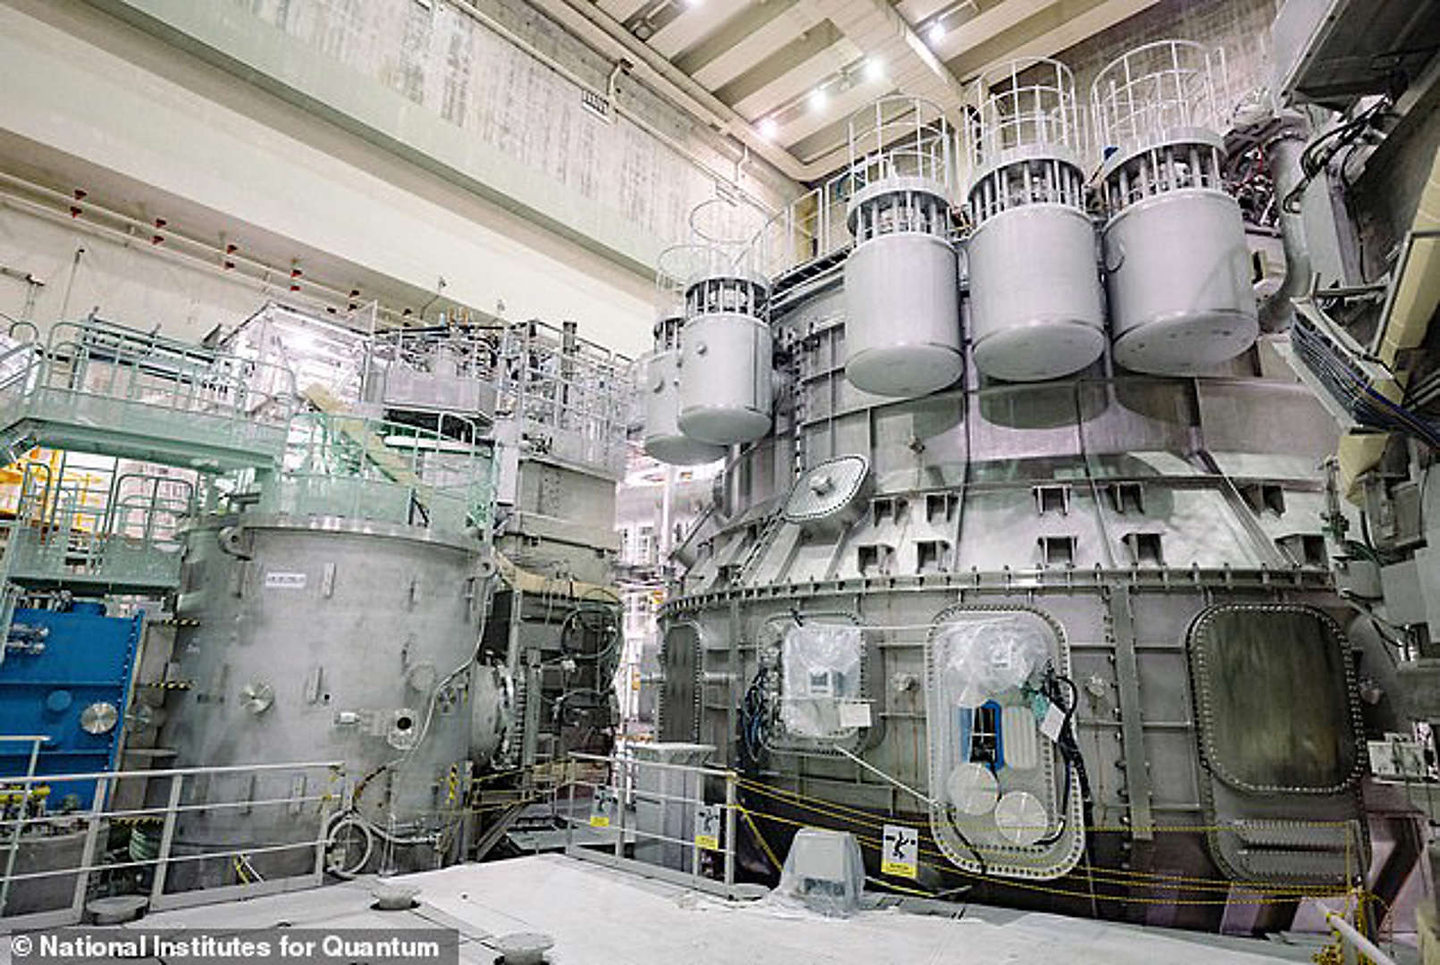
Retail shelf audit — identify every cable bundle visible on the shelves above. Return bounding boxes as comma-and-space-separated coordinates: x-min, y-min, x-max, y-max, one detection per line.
1290, 307, 1440, 448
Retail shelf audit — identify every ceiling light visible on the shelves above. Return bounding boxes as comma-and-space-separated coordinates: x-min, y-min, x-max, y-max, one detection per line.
684, 0, 703, 8
809, 88, 828, 111
926, 20, 945, 45
758, 117, 778, 139
865, 58, 884, 82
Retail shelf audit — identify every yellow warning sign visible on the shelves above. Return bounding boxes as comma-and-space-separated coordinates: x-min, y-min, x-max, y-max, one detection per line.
694, 803, 722, 851
590, 790, 615, 828
881, 824, 918, 879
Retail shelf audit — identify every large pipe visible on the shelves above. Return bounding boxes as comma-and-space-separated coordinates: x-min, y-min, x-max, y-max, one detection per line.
1260, 126, 1314, 332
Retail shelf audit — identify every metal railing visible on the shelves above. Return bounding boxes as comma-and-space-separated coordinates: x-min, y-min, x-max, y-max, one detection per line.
970, 57, 1087, 168
0, 758, 344, 930
1091, 39, 1229, 157
750, 173, 853, 282
561, 750, 759, 899
499, 321, 631, 477
1, 462, 195, 589
0, 319, 299, 467
263, 410, 496, 532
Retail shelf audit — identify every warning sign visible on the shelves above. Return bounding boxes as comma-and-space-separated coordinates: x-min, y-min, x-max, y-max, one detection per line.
694, 803, 722, 851
881, 823, 918, 879
589, 789, 615, 829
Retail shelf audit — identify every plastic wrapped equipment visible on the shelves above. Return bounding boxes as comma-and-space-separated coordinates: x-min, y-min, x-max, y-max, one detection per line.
935, 615, 1048, 708
776, 827, 866, 918
780, 623, 863, 739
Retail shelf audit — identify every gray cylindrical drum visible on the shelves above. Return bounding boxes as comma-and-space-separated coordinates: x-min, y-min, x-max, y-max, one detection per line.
678, 313, 772, 445
844, 232, 962, 397
165, 519, 498, 880
643, 349, 726, 465
970, 205, 1106, 381
1104, 190, 1258, 374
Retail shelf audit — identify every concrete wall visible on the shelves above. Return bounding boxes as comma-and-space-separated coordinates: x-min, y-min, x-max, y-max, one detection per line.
1056, 0, 1281, 113
0, 201, 276, 340
0, 0, 798, 356
220, 0, 793, 248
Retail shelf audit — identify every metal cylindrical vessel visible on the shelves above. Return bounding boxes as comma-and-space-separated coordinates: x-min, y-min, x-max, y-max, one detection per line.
844, 227, 961, 396
677, 271, 772, 445
970, 196, 1105, 381
166, 517, 500, 880
1092, 40, 1258, 375
967, 59, 1105, 382
1104, 187, 1256, 372
644, 315, 726, 465
843, 97, 962, 398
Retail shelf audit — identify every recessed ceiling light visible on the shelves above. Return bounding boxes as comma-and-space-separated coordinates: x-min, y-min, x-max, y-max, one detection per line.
865, 58, 884, 82
926, 20, 945, 45
758, 117, 779, 139
809, 88, 828, 111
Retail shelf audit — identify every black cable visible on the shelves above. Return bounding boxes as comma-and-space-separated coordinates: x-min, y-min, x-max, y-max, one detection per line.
1281, 100, 1390, 215
1033, 670, 1079, 848
948, 809, 989, 877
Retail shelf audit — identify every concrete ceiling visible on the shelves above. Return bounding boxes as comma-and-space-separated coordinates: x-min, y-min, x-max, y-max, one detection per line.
565, 0, 1161, 176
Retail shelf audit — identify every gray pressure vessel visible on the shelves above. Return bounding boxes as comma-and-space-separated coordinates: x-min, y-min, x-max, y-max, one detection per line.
644, 317, 727, 465
968, 163, 1105, 382
1103, 179, 1257, 374
844, 221, 962, 397
1092, 41, 1258, 375
966, 59, 1105, 382
676, 272, 772, 445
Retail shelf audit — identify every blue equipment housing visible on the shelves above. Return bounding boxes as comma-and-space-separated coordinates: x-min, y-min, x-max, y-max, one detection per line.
1, 602, 141, 808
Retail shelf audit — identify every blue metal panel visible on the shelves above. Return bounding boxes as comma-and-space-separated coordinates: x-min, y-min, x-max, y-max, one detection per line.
1, 604, 141, 808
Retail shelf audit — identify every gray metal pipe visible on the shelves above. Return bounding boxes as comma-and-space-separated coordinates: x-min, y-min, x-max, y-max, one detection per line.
1325, 910, 1397, 965
1260, 131, 1314, 332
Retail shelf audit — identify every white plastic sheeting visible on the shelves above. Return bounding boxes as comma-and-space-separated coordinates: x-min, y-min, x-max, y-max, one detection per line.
776, 828, 866, 918
935, 615, 1049, 708
780, 623, 864, 740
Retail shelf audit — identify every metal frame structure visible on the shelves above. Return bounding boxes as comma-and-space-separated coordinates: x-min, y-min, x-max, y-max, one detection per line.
561, 750, 762, 900
0, 757, 343, 931
0, 319, 297, 472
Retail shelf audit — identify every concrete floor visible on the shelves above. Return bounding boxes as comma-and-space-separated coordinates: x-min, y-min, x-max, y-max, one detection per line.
1, 853, 1347, 965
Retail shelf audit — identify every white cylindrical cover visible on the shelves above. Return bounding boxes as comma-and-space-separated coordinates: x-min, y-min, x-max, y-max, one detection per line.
844, 232, 962, 398
677, 313, 772, 445
970, 204, 1106, 382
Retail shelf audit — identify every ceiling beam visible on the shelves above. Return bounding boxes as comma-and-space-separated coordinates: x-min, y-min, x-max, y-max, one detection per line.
715, 23, 845, 110
777, 74, 893, 146
930, 0, 1062, 62
947, 0, 1162, 82
679, 0, 827, 90
730, 34, 861, 119
649, 0, 749, 60
598, 0, 654, 28
805, 0, 968, 115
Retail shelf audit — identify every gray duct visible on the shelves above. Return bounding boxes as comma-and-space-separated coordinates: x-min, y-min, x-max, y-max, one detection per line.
1260, 129, 1313, 332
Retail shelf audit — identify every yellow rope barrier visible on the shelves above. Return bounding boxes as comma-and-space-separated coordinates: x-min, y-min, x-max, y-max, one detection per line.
469, 761, 1362, 909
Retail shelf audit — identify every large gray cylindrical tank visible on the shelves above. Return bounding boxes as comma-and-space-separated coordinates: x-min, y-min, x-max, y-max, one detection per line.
844, 230, 963, 397
676, 272, 772, 446
1104, 189, 1258, 374
678, 314, 771, 444
643, 331, 726, 465
966, 58, 1104, 383
165, 517, 504, 879
969, 203, 1105, 381
1090, 41, 1258, 376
